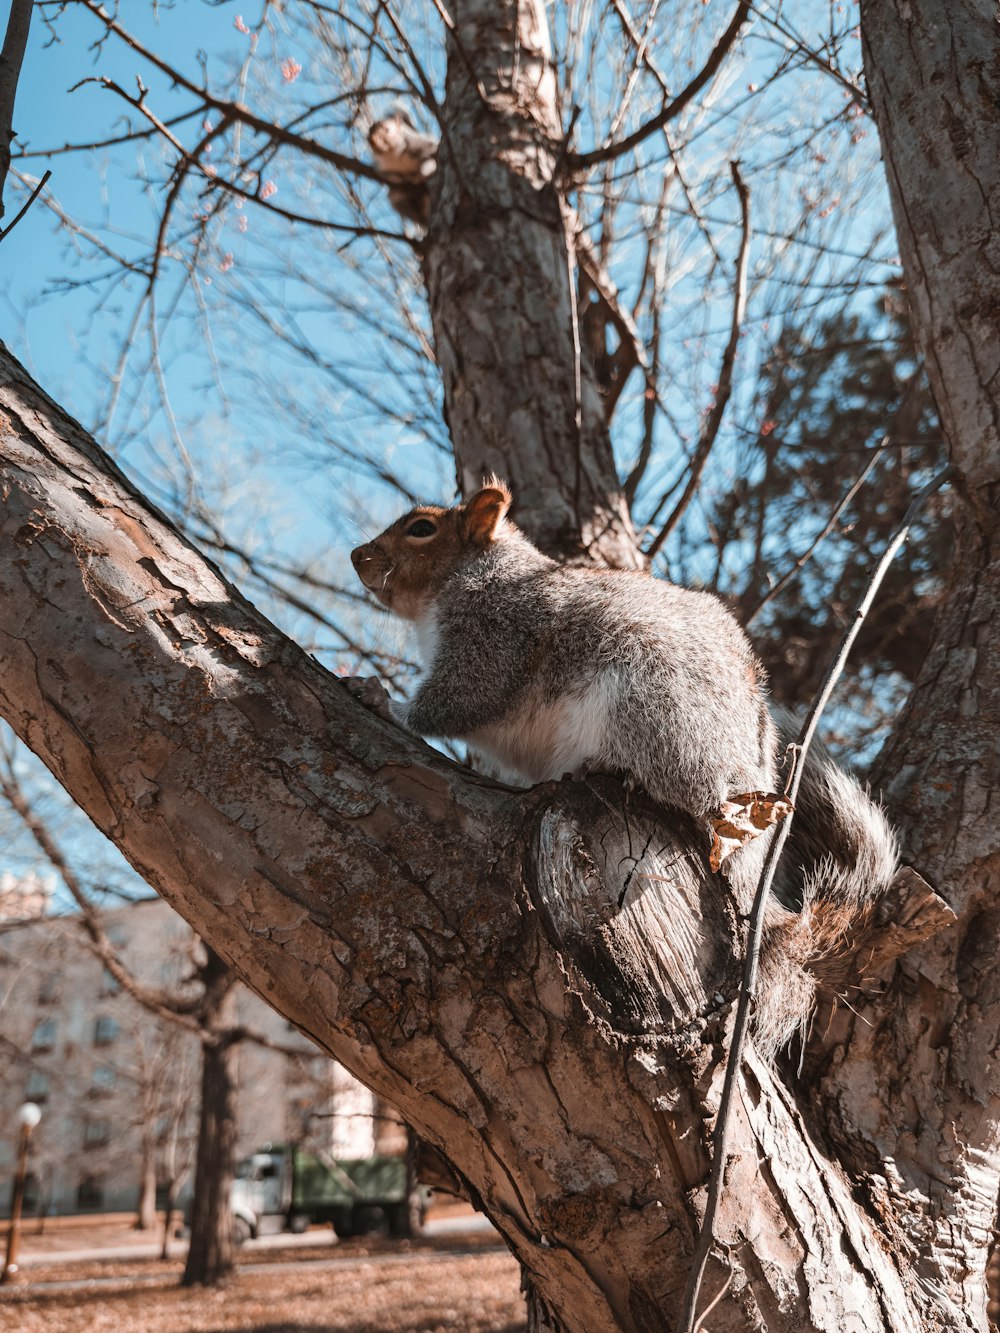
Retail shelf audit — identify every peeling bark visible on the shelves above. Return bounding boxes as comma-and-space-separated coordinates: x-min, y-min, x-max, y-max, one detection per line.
0, 342, 932, 1329
807, 6, 1000, 1328
0, 2, 996, 1328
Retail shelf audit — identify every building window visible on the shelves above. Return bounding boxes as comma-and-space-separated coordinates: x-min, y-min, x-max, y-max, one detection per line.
90, 1066, 117, 1096
93, 1015, 119, 1046
31, 1018, 56, 1052
100, 967, 121, 997
77, 1175, 104, 1210
37, 974, 60, 1005
83, 1118, 112, 1149
24, 1071, 49, 1104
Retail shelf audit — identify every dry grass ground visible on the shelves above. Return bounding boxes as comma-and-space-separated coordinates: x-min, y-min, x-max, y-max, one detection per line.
0, 1244, 526, 1333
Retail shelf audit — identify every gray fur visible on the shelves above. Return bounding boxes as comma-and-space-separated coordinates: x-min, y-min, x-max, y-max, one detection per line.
367, 517, 899, 1053
771, 706, 899, 915
401, 527, 776, 821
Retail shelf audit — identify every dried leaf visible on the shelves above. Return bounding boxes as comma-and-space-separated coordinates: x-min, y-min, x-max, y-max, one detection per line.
709, 790, 793, 872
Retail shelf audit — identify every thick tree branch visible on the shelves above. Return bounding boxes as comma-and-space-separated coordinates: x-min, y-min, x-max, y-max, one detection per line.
0, 340, 929, 1330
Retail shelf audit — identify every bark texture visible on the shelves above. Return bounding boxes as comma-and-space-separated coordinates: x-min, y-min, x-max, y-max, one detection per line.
423, 0, 641, 568
0, 342, 931, 1329
805, 6, 1000, 1328
0, 2, 996, 1328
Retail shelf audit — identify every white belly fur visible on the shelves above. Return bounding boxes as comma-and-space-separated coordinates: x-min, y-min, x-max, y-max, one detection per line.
413, 609, 440, 669
471, 673, 616, 786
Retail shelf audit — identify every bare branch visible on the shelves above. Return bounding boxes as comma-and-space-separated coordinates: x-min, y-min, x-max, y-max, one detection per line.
756, 5, 866, 109
0, 743, 208, 1035
569, 0, 751, 172
0, 167, 51, 241
206, 171, 414, 244
76, 0, 384, 182
12, 106, 203, 159
647, 161, 751, 559
744, 368, 926, 624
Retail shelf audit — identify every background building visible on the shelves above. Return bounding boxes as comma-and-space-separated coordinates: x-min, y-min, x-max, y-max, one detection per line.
0, 893, 389, 1219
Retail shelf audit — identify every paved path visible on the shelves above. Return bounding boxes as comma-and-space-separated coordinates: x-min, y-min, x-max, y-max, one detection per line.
14, 1243, 508, 1294
17, 1212, 496, 1268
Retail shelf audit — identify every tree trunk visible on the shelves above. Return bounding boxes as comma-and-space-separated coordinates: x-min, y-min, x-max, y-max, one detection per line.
806, 7, 1000, 1327
134, 1137, 158, 1231
424, 0, 641, 569
182, 953, 238, 1287
810, 5, 1000, 1327
0, 2, 997, 1328
0, 338, 936, 1329
161, 1174, 185, 1262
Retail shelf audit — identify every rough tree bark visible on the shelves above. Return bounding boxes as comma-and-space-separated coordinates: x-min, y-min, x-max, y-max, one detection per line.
0, 1, 996, 1329
182, 950, 238, 1286
423, 0, 641, 569
807, 5, 1000, 1328
0, 340, 950, 1329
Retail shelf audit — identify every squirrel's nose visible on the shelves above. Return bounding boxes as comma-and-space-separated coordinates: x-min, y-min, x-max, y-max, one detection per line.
350, 545, 369, 567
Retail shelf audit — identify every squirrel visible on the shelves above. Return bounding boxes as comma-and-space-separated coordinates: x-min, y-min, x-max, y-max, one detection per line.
348, 479, 899, 1054
368, 112, 438, 228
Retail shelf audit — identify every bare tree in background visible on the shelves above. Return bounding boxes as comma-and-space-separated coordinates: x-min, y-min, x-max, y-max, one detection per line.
0, 750, 318, 1286
0, 1, 998, 1328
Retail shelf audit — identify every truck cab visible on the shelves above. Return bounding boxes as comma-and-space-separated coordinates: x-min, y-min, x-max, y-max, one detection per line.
231, 1150, 295, 1240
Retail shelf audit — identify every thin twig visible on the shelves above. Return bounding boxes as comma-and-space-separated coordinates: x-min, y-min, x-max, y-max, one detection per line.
674, 463, 954, 1333
606, 0, 664, 143
569, 0, 751, 171
692, 1264, 732, 1333
205, 173, 413, 244
12, 106, 203, 159
623, 170, 672, 502
745, 366, 926, 623
751, 3, 866, 110
647, 162, 750, 559
0, 167, 51, 241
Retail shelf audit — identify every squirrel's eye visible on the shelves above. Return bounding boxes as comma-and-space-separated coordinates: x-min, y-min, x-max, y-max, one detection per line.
406, 519, 437, 539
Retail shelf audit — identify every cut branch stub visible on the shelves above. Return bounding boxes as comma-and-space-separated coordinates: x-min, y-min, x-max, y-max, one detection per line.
531, 787, 738, 1034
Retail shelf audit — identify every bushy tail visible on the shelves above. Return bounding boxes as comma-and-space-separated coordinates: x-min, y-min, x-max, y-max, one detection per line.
755, 710, 899, 1057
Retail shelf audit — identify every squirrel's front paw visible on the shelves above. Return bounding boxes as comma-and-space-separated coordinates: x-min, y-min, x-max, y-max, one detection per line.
342, 675, 395, 723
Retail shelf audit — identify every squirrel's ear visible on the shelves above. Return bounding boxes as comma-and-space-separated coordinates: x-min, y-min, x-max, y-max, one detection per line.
462, 479, 512, 547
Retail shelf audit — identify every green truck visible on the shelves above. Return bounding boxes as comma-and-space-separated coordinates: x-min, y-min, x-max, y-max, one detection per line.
231, 1143, 421, 1242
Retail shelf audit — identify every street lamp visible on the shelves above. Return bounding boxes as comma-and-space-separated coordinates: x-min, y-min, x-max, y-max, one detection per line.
1, 1102, 42, 1285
